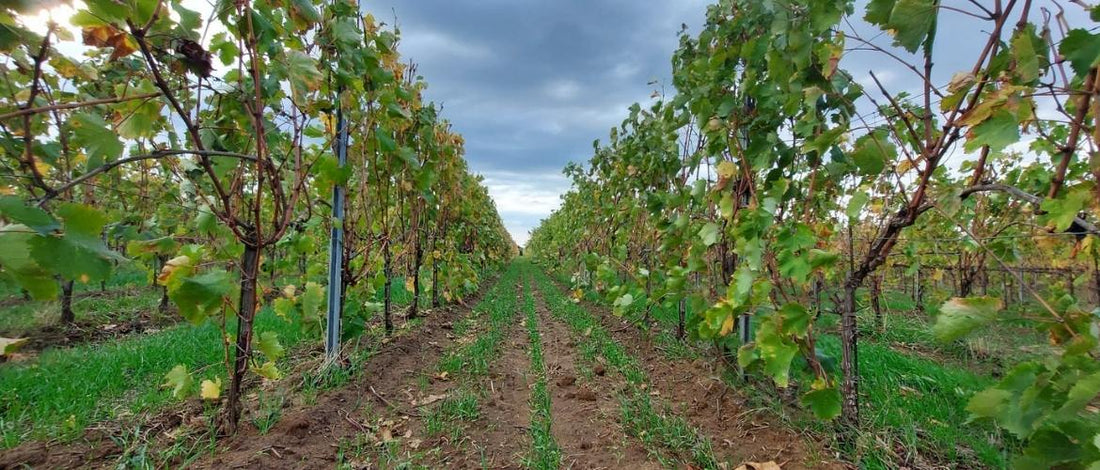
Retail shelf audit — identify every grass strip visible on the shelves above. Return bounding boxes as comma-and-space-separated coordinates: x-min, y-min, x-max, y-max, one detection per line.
529, 263, 720, 469
520, 269, 561, 469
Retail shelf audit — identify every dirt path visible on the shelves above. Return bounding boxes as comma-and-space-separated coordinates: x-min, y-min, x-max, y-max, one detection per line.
534, 294, 661, 470
552, 286, 846, 469
195, 303, 473, 469
411, 280, 533, 469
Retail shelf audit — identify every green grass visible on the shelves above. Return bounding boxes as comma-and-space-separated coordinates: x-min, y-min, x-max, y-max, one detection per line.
544, 262, 1033, 468
809, 335, 1010, 468
250, 390, 286, 435
0, 267, 157, 334
423, 389, 480, 440
520, 270, 561, 470
356, 262, 520, 468
438, 265, 522, 378
0, 307, 308, 448
531, 266, 721, 469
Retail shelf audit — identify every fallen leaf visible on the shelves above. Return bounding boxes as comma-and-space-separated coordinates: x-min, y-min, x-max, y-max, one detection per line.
735, 462, 782, 470
412, 394, 447, 407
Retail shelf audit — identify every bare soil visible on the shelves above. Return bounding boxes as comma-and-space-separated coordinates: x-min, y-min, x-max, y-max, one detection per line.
536, 280, 848, 469
535, 292, 662, 470
1, 272, 855, 470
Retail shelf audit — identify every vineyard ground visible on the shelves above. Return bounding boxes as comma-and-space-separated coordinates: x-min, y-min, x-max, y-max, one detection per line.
549, 273, 1017, 468
0, 260, 1026, 468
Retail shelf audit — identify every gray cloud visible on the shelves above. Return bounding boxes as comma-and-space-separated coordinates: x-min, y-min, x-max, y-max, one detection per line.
372, 1, 1091, 245
371, 1, 710, 245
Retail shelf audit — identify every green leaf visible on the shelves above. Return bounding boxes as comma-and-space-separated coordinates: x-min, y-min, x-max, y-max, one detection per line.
963, 111, 1019, 154
612, 293, 634, 316
1059, 29, 1100, 79
933, 296, 1003, 342
850, 130, 895, 175
285, 50, 322, 100
1040, 189, 1090, 232
778, 303, 811, 338
846, 191, 869, 219
377, 130, 397, 153
299, 281, 325, 330
170, 270, 233, 324
1015, 429, 1083, 468
698, 222, 720, 247
70, 113, 123, 170
864, 0, 895, 24
807, 249, 839, 270
864, 0, 936, 53
1053, 371, 1100, 420
0, 229, 58, 299
256, 331, 285, 361
756, 319, 799, 388
801, 387, 842, 420
273, 296, 296, 319
1011, 27, 1042, 82
966, 388, 1011, 419
55, 203, 107, 240
163, 364, 194, 399
0, 196, 58, 234
29, 236, 113, 283
209, 32, 238, 66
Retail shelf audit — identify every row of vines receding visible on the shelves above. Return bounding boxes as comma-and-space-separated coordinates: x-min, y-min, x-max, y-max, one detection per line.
528, 0, 1100, 466
0, 0, 515, 433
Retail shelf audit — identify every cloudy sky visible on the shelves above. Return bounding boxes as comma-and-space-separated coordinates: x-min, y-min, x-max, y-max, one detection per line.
33, 1, 1082, 247
360, 1, 1092, 247
369, 1, 712, 245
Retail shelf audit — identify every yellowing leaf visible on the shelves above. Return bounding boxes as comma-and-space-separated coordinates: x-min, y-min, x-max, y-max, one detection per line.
282, 284, 297, 299
252, 361, 282, 380
717, 160, 737, 179
735, 461, 783, 470
933, 297, 1003, 342
200, 377, 221, 400
719, 314, 735, 336
157, 255, 192, 286
0, 337, 28, 356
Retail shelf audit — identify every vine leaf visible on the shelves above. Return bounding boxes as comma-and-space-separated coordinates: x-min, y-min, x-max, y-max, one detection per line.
698, 222, 720, 247
163, 364, 194, 399
200, 377, 222, 400
756, 319, 799, 388
801, 385, 842, 420
850, 130, 894, 175
0, 230, 58, 298
1058, 29, 1100, 78
252, 361, 282, 380
256, 331, 285, 362
963, 111, 1019, 155
70, 113, 123, 170
170, 270, 233, 324
0, 196, 59, 234
1052, 371, 1100, 420
1039, 188, 1090, 232
285, 50, 323, 101
864, 0, 936, 53
933, 296, 1002, 342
